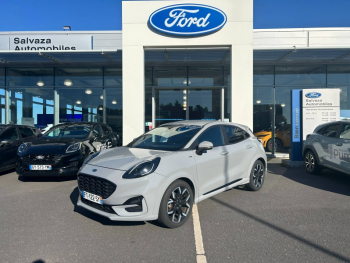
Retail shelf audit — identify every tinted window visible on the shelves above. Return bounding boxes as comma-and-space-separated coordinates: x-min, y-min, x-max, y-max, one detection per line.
340, 124, 350, 140
224, 126, 249, 144
1, 128, 19, 141
44, 125, 91, 139
129, 125, 201, 151
198, 126, 224, 147
93, 125, 103, 137
101, 125, 110, 135
19, 127, 34, 138
320, 124, 340, 138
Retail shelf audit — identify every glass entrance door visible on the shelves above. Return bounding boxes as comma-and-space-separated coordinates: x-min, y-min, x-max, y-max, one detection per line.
154, 88, 223, 127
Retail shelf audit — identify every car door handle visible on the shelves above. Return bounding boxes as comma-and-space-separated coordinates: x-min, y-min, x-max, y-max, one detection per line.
335, 143, 343, 146
246, 145, 253, 149
221, 151, 229, 155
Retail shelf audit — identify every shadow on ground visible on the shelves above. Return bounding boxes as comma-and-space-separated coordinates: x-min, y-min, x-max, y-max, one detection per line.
70, 187, 146, 227
210, 196, 350, 262
17, 175, 77, 182
0, 168, 15, 176
269, 162, 350, 196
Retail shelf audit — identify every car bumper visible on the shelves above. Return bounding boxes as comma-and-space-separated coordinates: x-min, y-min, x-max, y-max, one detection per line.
76, 164, 167, 221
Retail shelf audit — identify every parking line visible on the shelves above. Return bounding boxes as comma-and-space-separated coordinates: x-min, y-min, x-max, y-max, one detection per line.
192, 204, 207, 263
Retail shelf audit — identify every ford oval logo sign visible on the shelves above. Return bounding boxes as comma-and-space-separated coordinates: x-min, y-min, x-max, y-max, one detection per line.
305, 92, 322, 98
149, 4, 227, 36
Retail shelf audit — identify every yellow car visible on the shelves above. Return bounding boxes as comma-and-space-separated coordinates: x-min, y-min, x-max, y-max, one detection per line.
254, 126, 290, 152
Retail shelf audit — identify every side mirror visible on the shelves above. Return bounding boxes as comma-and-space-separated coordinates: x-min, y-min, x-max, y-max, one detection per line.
196, 141, 213, 155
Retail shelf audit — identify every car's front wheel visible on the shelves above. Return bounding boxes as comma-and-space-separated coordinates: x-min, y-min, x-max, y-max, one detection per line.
245, 160, 265, 191
158, 180, 193, 229
304, 151, 321, 174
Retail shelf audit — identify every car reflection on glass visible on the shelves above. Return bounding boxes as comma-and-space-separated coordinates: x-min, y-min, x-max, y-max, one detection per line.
16, 122, 119, 178
254, 124, 291, 152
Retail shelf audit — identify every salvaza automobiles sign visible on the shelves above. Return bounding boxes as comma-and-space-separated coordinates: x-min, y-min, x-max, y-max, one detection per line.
149, 4, 227, 36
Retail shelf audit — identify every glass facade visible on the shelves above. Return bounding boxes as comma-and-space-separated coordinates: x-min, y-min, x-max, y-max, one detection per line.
253, 64, 350, 154
0, 67, 122, 135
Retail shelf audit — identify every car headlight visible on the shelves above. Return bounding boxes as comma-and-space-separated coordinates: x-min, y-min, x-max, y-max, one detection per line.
18, 142, 31, 153
123, 158, 161, 179
66, 142, 81, 153
82, 152, 100, 167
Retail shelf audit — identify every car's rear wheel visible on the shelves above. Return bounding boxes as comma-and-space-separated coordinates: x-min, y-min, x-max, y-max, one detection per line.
266, 138, 283, 152
246, 160, 265, 191
304, 151, 321, 174
158, 180, 193, 229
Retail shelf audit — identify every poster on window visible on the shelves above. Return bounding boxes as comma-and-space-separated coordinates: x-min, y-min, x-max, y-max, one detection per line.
302, 89, 340, 140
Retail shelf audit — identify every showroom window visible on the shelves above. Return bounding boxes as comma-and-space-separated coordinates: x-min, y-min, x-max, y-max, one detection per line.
7, 68, 54, 87
55, 68, 103, 86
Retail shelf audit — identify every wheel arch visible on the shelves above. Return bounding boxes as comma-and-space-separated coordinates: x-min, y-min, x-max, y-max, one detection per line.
303, 146, 320, 164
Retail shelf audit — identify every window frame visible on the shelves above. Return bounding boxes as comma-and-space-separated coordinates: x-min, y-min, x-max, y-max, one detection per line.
339, 123, 350, 140
0, 127, 20, 142
19, 126, 34, 139
191, 125, 225, 149
318, 123, 342, 139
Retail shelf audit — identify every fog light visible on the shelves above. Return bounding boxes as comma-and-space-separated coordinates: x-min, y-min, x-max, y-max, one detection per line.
124, 196, 143, 212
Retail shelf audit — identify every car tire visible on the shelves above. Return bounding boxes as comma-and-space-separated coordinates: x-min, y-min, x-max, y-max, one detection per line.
245, 160, 265, 191
266, 138, 283, 152
157, 180, 194, 229
304, 150, 321, 174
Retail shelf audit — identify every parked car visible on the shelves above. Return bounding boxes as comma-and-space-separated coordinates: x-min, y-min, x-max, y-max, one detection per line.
254, 124, 291, 152
16, 122, 119, 177
303, 120, 350, 175
0, 125, 40, 173
76, 120, 267, 228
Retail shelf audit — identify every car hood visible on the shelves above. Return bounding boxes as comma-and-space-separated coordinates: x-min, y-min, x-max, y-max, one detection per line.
254, 131, 271, 136
87, 147, 172, 171
23, 138, 83, 155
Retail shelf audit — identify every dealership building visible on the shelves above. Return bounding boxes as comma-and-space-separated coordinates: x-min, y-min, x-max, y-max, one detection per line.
0, 0, 349, 155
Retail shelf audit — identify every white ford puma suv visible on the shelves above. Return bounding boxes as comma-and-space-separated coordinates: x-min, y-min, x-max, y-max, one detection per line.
77, 121, 267, 228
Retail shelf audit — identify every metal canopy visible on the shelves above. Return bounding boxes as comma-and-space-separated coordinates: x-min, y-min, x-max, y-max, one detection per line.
0, 50, 121, 64
254, 48, 350, 65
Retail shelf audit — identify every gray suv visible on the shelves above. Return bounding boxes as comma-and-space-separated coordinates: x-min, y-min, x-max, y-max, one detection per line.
303, 121, 350, 175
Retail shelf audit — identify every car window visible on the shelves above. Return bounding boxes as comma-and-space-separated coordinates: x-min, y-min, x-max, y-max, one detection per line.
44, 125, 91, 139
93, 125, 103, 137
101, 125, 110, 135
129, 125, 201, 151
198, 126, 224, 147
1, 128, 19, 142
320, 124, 340, 138
19, 127, 34, 138
224, 125, 249, 144
340, 124, 350, 139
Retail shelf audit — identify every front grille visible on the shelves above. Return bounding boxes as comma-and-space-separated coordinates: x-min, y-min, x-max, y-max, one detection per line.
81, 197, 115, 214
78, 174, 116, 199
22, 154, 61, 165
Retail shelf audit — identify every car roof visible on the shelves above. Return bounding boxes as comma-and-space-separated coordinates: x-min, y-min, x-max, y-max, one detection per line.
0, 124, 37, 129
160, 120, 251, 130
56, 122, 101, 127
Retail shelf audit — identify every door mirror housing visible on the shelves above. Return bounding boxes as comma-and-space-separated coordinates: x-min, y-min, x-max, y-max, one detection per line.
197, 141, 213, 155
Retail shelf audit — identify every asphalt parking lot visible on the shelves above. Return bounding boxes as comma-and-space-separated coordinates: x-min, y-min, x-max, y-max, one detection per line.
1, 158, 350, 263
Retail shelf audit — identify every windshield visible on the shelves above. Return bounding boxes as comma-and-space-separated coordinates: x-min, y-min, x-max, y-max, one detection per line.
128, 125, 201, 151
44, 125, 91, 139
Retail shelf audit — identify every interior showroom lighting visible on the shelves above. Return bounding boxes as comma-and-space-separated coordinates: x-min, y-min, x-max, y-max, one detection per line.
76, 100, 81, 105
100, 95, 104, 99
256, 100, 261, 104
36, 80, 44, 86
281, 103, 286, 107
85, 89, 92, 95
98, 107, 103, 110
112, 100, 117, 104
64, 79, 72, 86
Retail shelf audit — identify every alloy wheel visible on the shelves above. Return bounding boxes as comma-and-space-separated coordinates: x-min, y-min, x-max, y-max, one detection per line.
167, 187, 191, 223
305, 153, 315, 171
253, 163, 264, 188
269, 139, 282, 152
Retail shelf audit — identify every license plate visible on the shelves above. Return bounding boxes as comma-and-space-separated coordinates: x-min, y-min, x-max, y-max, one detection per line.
29, 165, 52, 170
82, 191, 103, 205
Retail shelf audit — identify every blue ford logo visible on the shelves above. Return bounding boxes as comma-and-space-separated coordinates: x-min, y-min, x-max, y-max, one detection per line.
149, 4, 227, 36
305, 92, 322, 98
92, 169, 97, 172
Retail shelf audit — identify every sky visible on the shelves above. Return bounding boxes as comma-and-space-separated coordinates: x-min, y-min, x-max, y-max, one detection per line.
0, 0, 349, 31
